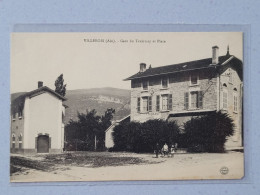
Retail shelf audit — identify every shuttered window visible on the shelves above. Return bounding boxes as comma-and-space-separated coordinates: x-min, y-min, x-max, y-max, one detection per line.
142, 97, 148, 112
184, 92, 189, 110
148, 96, 152, 112
223, 91, 228, 109
234, 94, 238, 112
168, 94, 172, 111
137, 97, 140, 113
162, 78, 168, 88
162, 95, 168, 110
198, 91, 203, 109
156, 95, 160, 111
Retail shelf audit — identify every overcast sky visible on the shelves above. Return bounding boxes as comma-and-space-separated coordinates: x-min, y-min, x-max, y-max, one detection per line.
11, 32, 243, 93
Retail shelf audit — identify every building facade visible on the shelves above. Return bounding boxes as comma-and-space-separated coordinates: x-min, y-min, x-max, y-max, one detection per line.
124, 46, 243, 148
11, 82, 67, 153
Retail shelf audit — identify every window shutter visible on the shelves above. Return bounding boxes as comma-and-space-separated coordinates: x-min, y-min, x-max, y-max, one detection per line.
168, 94, 172, 111
184, 92, 189, 110
198, 91, 203, 109
156, 95, 160, 111
148, 96, 152, 111
137, 97, 140, 113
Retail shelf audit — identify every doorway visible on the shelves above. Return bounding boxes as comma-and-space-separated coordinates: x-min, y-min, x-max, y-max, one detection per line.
37, 135, 49, 153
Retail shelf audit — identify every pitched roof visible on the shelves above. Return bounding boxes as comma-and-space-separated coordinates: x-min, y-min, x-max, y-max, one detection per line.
11, 86, 67, 114
124, 55, 242, 80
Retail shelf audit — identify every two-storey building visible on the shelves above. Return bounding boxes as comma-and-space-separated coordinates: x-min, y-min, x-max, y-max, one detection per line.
124, 46, 243, 148
11, 82, 67, 153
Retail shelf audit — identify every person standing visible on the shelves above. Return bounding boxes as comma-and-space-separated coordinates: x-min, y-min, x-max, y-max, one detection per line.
155, 143, 160, 158
162, 143, 168, 157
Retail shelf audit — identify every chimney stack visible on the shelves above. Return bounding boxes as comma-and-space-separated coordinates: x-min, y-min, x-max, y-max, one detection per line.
140, 63, 147, 72
212, 46, 219, 64
38, 81, 43, 88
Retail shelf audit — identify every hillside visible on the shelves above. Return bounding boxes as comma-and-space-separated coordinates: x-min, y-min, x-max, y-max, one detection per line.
11, 87, 131, 125
64, 87, 131, 124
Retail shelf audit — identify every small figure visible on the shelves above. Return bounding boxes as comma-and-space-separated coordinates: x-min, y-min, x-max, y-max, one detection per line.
155, 142, 160, 158
170, 144, 175, 158
162, 143, 168, 157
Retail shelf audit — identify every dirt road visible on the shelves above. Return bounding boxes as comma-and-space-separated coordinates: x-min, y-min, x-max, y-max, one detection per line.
10, 151, 244, 182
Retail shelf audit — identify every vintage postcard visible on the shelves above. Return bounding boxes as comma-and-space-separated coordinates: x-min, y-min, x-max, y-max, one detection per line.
10, 32, 244, 182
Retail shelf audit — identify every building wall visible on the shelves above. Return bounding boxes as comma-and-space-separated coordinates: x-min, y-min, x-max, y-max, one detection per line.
130, 69, 218, 122
23, 92, 64, 152
220, 66, 243, 147
105, 124, 116, 148
10, 112, 24, 153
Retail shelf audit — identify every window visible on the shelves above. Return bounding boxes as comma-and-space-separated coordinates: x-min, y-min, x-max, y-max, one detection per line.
184, 91, 203, 110
168, 94, 173, 111
156, 95, 160, 111
142, 97, 148, 112
222, 84, 228, 110
162, 78, 168, 88
143, 81, 148, 90
162, 95, 168, 110
12, 134, 15, 149
137, 97, 140, 113
18, 134, 22, 149
190, 91, 198, 109
190, 74, 198, 85
148, 96, 152, 112
234, 89, 238, 112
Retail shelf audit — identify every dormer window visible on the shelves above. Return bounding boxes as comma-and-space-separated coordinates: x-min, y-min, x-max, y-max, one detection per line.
142, 81, 148, 90
162, 78, 168, 88
190, 74, 198, 85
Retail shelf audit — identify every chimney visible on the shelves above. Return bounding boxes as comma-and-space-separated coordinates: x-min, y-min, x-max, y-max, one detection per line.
140, 63, 146, 72
38, 81, 43, 88
212, 46, 219, 64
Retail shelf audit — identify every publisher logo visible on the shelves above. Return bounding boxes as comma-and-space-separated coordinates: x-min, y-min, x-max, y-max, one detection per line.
220, 166, 229, 175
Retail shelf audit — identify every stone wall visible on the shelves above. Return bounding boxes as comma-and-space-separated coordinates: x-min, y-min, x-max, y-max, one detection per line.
130, 69, 218, 122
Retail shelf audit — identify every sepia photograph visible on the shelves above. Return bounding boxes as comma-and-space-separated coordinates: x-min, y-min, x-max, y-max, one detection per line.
10, 32, 243, 182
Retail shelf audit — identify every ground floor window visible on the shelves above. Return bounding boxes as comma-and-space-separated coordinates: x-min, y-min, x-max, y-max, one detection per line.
18, 134, 22, 149
12, 134, 15, 149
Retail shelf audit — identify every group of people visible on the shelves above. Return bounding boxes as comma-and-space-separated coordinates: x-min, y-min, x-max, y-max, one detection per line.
155, 143, 178, 158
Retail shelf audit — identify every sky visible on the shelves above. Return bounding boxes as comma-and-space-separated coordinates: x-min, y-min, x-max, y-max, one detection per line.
11, 32, 243, 93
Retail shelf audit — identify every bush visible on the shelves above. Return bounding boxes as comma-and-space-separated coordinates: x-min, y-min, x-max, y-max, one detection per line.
112, 119, 180, 153
184, 111, 235, 153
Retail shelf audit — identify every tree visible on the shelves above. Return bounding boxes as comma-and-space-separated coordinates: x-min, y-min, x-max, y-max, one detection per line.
55, 74, 67, 97
112, 119, 180, 153
64, 108, 115, 151
184, 111, 235, 153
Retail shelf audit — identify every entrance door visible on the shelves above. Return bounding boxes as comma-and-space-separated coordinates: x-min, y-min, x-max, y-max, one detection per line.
37, 135, 49, 153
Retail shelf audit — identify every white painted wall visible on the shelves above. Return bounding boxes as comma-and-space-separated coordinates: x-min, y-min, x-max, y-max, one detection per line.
23, 92, 63, 150
105, 124, 116, 148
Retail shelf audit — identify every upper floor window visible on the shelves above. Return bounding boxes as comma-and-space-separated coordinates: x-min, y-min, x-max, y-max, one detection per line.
184, 91, 203, 110
222, 84, 228, 110
142, 81, 148, 90
233, 88, 238, 112
162, 78, 168, 88
137, 97, 141, 113
190, 74, 198, 85
161, 94, 173, 111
